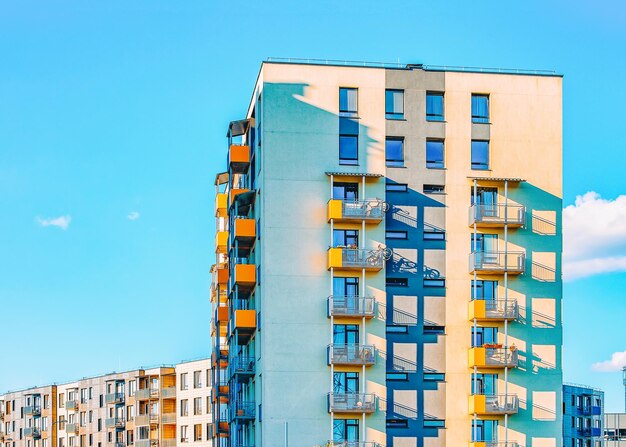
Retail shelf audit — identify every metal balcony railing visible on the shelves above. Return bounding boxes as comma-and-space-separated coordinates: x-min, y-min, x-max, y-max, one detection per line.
66, 400, 79, 411
476, 394, 519, 414
109, 442, 124, 447
161, 413, 176, 424
480, 347, 519, 367
580, 405, 602, 416
578, 427, 602, 437
340, 199, 386, 220
24, 406, 41, 416
24, 427, 41, 438
328, 296, 375, 318
469, 204, 526, 226
134, 413, 158, 426
469, 251, 525, 274
161, 387, 176, 399
105, 418, 125, 429
135, 388, 158, 400
328, 344, 376, 366
471, 299, 519, 320
327, 393, 376, 413
232, 401, 255, 420
105, 393, 125, 405
337, 248, 385, 269
160, 440, 176, 447
65, 423, 79, 433
230, 356, 255, 376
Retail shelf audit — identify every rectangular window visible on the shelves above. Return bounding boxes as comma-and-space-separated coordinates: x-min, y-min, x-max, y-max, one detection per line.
424, 279, 445, 288
180, 426, 188, 443
426, 92, 444, 121
386, 182, 407, 192
386, 373, 408, 381
386, 419, 409, 428
180, 373, 188, 390
423, 184, 445, 194
193, 371, 201, 389
386, 277, 408, 287
472, 94, 489, 123
424, 419, 445, 428
471, 140, 489, 170
180, 400, 188, 417
385, 89, 404, 119
386, 230, 407, 240
339, 117, 359, 165
386, 325, 408, 334
424, 325, 445, 334
385, 137, 404, 167
193, 424, 202, 442
193, 398, 201, 415
426, 139, 445, 169
424, 373, 445, 381
339, 88, 358, 117
424, 230, 445, 241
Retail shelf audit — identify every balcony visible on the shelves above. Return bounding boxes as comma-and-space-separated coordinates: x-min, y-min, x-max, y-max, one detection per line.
327, 248, 384, 271
233, 264, 256, 289
66, 400, 78, 411
468, 299, 518, 321
161, 440, 176, 447
161, 412, 175, 424
105, 418, 125, 429
327, 296, 375, 318
232, 401, 255, 420
327, 199, 385, 223
24, 428, 41, 438
215, 193, 228, 218
208, 420, 229, 437
469, 204, 526, 228
135, 440, 158, 447
231, 310, 256, 344
469, 251, 525, 275
24, 406, 41, 416
212, 344, 229, 367
161, 387, 176, 399
328, 393, 376, 413
469, 347, 519, 369
233, 218, 256, 243
328, 344, 376, 366
215, 231, 228, 254
216, 266, 229, 285
230, 356, 255, 379
108, 442, 124, 447
228, 145, 250, 174
135, 413, 158, 426
105, 393, 125, 405
580, 405, 602, 416
66, 423, 79, 434
135, 388, 158, 400
470, 442, 519, 447
469, 394, 519, 415
230, 188, 250, 207
331, 443, 384, 447
212, 382, 229, 403
578, 427, 602, 437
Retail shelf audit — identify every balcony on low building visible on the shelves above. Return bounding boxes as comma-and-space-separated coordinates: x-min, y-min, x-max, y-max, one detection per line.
23, 406, 41, 416
327, 344, 376, 366
24, 427, 41, 438
327, 199, 385, 223
105, 418, 125, 429
135, 388, 159, 401
65, 423, 79, 434
469, 251, 525, 275
105, 393, 125, 405
327, 393, 376, 414
135, 440, 158, 447
468, 299, 518, 321
66, 400, 79, 411
327, 296, 375, 318
469, 394, 519, 415
469, 204, 526, 228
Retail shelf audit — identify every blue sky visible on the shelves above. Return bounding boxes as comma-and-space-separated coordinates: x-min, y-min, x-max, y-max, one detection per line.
1, 0, 626, 410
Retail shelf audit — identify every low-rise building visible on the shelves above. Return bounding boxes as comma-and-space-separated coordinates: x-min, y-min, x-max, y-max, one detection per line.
563, 384, 604, 447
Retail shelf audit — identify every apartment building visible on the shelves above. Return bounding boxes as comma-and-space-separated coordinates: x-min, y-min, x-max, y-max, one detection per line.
562, 384, 603, 447
606, 413, 626, 447
209, 58, 563, 447
1, 360, 211, 447
175, 359, 212, 447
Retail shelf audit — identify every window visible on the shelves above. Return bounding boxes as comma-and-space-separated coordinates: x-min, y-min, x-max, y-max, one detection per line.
180, 426, 188, 443
423, 419, 445, 428
339, 117, 358, 165
423, 184, 444, 194
180, 400, 188, 417
471, 140, 489, 170
424, 325, 445, 334
193, 398, 202, 416
386, 277, 408, 287
424, 279, 445, 288
386, 182, 407, 192
386, 137, 404, 167
332, 182, 359, 200
385, 89, 404, 119
426, 139, 444, 169
193, 425, 202, 442
193, 371, 201, 389
426, 92, 444, 121
339, 88, 358, 117
333, 229, 359, 248
128, 381, 136, 397
472, 94, 489, 123
424, 373, 445, 381
386, 419, 408, 428
424, 230, 445, 241
386, 373, 408, 381
386, 325, 408, 334
333, 418, 359, 443
180, 373, 188, 391
386, 230, 407, 240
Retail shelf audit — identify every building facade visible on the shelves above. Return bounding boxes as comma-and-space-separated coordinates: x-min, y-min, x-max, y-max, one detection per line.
1, 360, 211, 447
209, 59, 563, 447
562, 384, 603, 447
605, 413, 626, 447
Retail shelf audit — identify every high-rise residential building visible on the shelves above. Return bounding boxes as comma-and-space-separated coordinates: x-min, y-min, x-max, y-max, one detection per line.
209, 58, 563, 447
0, 359, 212, 447
563, 384, 604, 447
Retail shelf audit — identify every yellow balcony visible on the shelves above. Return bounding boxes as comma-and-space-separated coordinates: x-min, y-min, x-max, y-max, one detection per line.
228, 145, 250, 174
233, 218, 256, 242
468, 299, 518, 321
469, 394, 518, 416
327, 248, 384, 271
215, 231, 228, 254
215, 193, 228, 218
469, 347, 519, 369
234, 264, 256, 288
327, 199, 385, 223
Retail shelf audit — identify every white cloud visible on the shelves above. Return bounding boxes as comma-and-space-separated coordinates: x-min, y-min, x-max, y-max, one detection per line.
591, 350, 626, 372
36, 215, 72, 230
127, 211, 140, 221
564, 192, 626, 281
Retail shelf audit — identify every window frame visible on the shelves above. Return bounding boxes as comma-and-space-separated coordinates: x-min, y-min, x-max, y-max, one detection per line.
385, 89, 405, 120
426, 91, 445, 121
426, 139, 445, 169
471, 94, 490, 123
385, 137, 405, 168
471, 140, 490, 170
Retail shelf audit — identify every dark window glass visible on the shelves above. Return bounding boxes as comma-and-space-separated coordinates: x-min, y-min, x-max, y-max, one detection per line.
426, 92, 444, 121
386, 231, 407, 240
471, 280, 497, 300
386, 183, 408, 192
339, 88, 358, 117
423, 184, 445, 194
386, 277, 408, 287
333, 229, 359, 247
471, 327, 498, 347
472, 94, 489, 123
426, 140, 445, 169
386, 137, 404, 167
424, 325, 445, 334
385, 89, 404, 119
339, 117, 359, 134
339, 136, 358, 165
333, 418, 359, 443
386, 419, 409, 428
424, 279, 445, 288
333, 182, 359, 200
471, 140, 489, 170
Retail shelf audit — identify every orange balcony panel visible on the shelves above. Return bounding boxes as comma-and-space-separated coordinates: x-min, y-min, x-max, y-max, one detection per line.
230, 188, 250, 206
216, 306, 228, 323
234, 264, 256, 286
215, 231, 228, 254
229, 145, 250, 173
233, 310, 256, 330
217, 267, 229, 285
215, 193, 228, 218
234, 218, 256, 240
